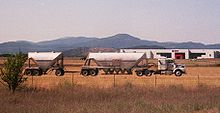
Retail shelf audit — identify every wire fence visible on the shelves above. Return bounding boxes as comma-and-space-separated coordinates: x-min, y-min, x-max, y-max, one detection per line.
22, 73, 220, 89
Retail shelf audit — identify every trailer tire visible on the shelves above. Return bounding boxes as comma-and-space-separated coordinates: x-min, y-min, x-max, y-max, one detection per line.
90, 69, 98, 76
175, 70, 182, 76
81, 69, 89, 76
109, 68, 114, 74
55, 69, 64, 76
121, 69, 126, 74
33, 69, 41, 76
103, 68, 109, 75
115, 68, 121, 74
25, 69, 32, 76
136, 70, 143, 77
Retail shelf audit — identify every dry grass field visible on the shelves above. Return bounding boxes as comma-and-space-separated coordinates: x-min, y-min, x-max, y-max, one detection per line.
1, 58, 220, 113
0, 58, 220, 88
21, 66, 220, 89
0, 83, 220, 113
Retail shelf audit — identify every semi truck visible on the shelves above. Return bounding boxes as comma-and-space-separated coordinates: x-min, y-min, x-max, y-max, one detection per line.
135, 58, 186, 76
80, 52, 186, 76
24, 52, 65, 76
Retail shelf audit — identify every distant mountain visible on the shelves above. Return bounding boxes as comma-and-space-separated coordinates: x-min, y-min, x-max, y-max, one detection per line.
125, 45, 165, 49
161, 41, 207, 49
37, 37, 97, 48
0, 34, 220, 55
73, 34, 158, 48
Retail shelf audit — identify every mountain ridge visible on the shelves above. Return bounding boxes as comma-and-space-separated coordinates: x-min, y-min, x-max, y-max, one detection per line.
0, 34, 220, 54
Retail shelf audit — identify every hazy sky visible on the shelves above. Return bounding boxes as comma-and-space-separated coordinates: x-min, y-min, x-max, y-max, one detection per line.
0, 0, 220, 44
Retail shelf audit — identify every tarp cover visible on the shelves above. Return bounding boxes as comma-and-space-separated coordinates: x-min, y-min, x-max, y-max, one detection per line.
88, 52, 146, 61
28, 52, 62, 61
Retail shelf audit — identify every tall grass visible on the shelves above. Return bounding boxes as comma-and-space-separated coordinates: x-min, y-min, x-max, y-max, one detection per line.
0, 83, 219, 113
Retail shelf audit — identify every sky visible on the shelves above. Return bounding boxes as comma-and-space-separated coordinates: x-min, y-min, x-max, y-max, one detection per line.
0, 0, 220, 44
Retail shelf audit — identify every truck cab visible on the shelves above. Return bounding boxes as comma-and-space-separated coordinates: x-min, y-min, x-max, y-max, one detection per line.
135, 58, 186, 77
158, 58, 186, 76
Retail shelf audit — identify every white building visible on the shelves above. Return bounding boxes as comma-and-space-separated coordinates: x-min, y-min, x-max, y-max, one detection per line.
120, 49, 220, 59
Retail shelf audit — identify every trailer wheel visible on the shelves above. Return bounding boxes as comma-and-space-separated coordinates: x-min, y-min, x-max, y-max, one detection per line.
25, 69, 32, 76
103, 68, 109, 75
136, 70, 143, 77
175, 70, 182, 76
90, 69, 98, 76
81, 69, 89, 76
55, 69, 64, 76
121, 69, 125, 74
109, 68, 114, 74
32, 69, 40, 76
115, 68, 121, 74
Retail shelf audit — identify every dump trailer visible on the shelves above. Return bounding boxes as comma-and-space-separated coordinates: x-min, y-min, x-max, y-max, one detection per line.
135, 58, 186, 76
80, 52, 149, 76
24, 52, 64, 76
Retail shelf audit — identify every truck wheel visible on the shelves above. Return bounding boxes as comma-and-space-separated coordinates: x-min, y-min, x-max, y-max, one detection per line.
175, 70, 182, 76
55, 69, 64, 76
136, 70, 143, 77
149, 70, 155, 76
81, 69, 89, 76
90, 69, 98, 76
126, 69, 132, 75
25, 69, 32, 76
144, 69, 150, 76
32, 70, 40, 76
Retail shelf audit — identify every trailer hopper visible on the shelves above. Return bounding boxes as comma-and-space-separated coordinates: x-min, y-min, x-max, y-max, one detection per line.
81, 52, 148, 76
24, 52, 64, 76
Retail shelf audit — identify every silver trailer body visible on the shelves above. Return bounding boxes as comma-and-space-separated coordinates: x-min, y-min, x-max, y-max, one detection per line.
24, 52, 64, 76
87, 53, 147, 68
81, 52, 148, 76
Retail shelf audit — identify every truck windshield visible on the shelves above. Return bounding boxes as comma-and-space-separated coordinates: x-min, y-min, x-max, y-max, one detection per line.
167, 60, 174, 63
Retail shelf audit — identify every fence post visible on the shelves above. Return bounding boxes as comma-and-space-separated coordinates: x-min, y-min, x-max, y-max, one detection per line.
71, 73, 74, 87
113, 73, 116, 87
154, 75, 157, 87
197, 75, 200, 87
31, 75, 33, 87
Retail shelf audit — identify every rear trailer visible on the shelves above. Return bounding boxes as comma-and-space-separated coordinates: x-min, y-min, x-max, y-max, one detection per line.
24, 52, 64, 76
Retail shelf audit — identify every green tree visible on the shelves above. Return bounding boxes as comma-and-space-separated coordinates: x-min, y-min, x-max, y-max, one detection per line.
0, 53, 27, 92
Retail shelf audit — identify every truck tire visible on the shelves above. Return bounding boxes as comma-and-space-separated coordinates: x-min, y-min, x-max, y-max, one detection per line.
90, 69, 98, 76
136, 70, 143, 77
81, 69, 89, 76
144, 69, 150, 76
55, 69, 64, 76
25, 69, 32, 76
32, 69, 40, 76
126, 69, 132, 74
175, 70, 182, 76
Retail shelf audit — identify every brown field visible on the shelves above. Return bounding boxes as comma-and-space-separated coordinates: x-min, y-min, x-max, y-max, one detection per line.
0, 84, 220, 113
20, 66, 220, 89
1, 58, 220, 113
1, 58, 220, 88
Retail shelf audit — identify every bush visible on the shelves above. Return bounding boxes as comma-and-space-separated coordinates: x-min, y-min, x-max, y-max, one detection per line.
0, 53, 27, 92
